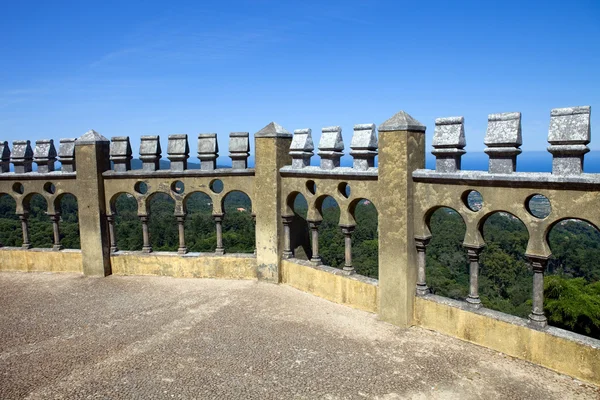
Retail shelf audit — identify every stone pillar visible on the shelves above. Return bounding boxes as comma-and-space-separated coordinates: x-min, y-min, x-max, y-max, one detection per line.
484, 112, 522, 174
58, 138, 77, 172
254, 122, 292, 282
49, 213, 63, 250
18, 213, 31, 249
252, 213, 257, 255
140, 215, 152, 253
213, 213, 224, 255
378, 111, 426, 327
229, 132, 250, 169
289, 129, 314, 169
110, 137, 132, 172
74, 130, 112, 276
140, 136, 161, 171
350, 124, 377, 170
308, 220, 322, 265
465, 245, 484, 307
0, 141, 10, 173
341, 225, 355, 274
528, 255, 549, 328
34, 139, 57, 173
547, 106, 591, 175
318, 126, 344, 170
415, 236, 431, 296
432, 117, 466, 173
107, 214, 118, 253
176, 214, 187, 254
198, 134, 219, 171
12, 140, 33, 174
167, 134, 189, 171
282, 215, 294, 259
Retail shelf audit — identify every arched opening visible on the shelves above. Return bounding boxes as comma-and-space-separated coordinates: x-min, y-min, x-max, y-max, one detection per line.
350, 199, 378, 279
288, 192, 310, 260
317, 196, 344, 269
425, 207, 468, 299
222, 191, 254, 253
0, 194, 21, 247
113, 193, 143, 251
184, 192, 216, 252
480, 212, 530, 317
57, 194, 80, 249
546, 218, 600, 338
25, 194, 52, 248
148, 193, 178, 251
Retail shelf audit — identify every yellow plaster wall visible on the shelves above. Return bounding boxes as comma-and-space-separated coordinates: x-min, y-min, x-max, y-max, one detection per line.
414, 296, 600, 385
281, 259, 378, 313
0, 248, 83, 273
110, 252, 257, 279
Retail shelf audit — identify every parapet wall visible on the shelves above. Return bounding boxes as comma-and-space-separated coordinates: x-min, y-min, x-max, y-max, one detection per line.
0, 107, 598, 385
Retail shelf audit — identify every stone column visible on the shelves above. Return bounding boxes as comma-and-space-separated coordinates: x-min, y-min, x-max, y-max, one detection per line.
107, 215, 118, 253
251, 213, 257, 255
213, 213, 224, 255
308, 220, 322, 265
49, 213, 63, 250
18, 213, 32, 249
254, 122, 293, 282
378, 111, 426, 327
282, 215, 294, 259
74, 130, 112, 276
528, 255, 549, 328
176, 214, 187, 254
341, 225, 355, 274
415, 237, 431, 296
140, 215, 152, 253
465, 245, 484, 307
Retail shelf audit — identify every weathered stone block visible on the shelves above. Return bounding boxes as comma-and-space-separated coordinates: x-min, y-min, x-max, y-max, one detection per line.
229, 132, 250, 169
432, 117, 466, 173
12, 140, 33, 174
198, 133, 218, 171
167, 134, 189, 171
0, 141, 10, 173
547, 106, 591, 175
318, 126, 344, 170
350, 123, 377, 170
289, 128, 314, 169
33, 139, 57, 173
139, 136, 161, 171
110, 137, 132, 172
58, 138, 77, 172
484, 112, 522, 174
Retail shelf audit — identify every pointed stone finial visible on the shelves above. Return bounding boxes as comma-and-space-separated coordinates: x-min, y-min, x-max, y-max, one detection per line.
547, 106, 591, 175
0, 141, 10, 173
350, 124, 377, 170
318, 126, 344, 170
255, 122, 292, 138
75, 129, 109, 145
198, 133, 219, 171
139, 135, 162, 171
58, 138, 77, 172
33, 139, 57, 173
229, 132, 250, 169
432, 117, 466, 173
12, 140, 33, 173
167, 134, 189, 171
289, 129, 314, 169
379, 111, 426, 132
110, 137, 133, 172
484, 112, 522, 174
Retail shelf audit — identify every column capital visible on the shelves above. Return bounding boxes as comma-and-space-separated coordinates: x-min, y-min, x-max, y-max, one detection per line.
526, 254, 549, 272
340, 224, 356, 235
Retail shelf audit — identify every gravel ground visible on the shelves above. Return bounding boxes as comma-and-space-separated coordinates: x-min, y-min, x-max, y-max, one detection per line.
0, 272, 598, 399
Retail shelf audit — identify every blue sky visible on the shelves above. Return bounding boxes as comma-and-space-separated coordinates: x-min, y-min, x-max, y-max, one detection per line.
1, 0, 598, 166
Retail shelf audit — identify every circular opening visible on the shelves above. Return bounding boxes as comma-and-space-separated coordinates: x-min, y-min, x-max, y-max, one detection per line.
338, 182, 351, 198
43, 182, 56, 195
134, 181, 148, 195
12, 182, 24, 195
526, 194, 551, 219
210, 179, 223, 194
171, 180, 185, 195
306, 180, 317, 195
463, 190, 483, 212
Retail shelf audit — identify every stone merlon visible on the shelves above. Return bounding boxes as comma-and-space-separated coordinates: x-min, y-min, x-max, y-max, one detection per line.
110, 137, 133, 172
289, 128, 314, 169
547, 105, 591, 175
484, 112, 522, 174
318, 126, 344, 170
432, 117, 466, 173
350, 123, 377, 171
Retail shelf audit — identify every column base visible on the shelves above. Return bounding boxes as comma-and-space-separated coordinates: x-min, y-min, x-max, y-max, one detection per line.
528, 312, 548, 328
142, 246, 153, 253
215, 248, 225, 255
416, 284, 429, 296
22, 243, 32, 250
283, 251, 293, 259
178, 247, 188, 255
342, 266, 355, 275
310, 256, 322, 265
110, 246, 118, 253
466, 296, 482, 308
52, 244, 63, 251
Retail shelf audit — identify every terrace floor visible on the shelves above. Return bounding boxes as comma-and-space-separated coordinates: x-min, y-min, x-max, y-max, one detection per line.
0, 272, 598, 400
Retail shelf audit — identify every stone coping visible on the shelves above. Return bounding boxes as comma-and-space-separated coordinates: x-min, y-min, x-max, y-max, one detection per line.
286, 257, 379, 286
280, 166, 378, 179
413, 169, 600, 189
0, 171, 77, 181
111, 251, 256, 258
419, 293, 600, 349
103, 168, 255, 179
0, 247, 81, 253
